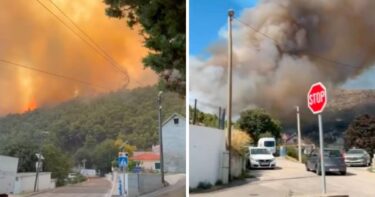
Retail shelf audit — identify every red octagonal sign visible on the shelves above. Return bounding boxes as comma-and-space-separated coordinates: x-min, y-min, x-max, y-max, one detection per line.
307, 82, 327, 114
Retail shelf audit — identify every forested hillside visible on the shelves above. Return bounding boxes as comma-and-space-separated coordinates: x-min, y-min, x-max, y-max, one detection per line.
0, 86, 184, 184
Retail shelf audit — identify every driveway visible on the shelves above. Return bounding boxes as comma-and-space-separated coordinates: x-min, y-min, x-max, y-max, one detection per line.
191, 158, 375, 197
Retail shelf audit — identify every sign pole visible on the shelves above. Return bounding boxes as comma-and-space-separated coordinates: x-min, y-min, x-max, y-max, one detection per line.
307, 82, 328, 195
318, 113, 326, 194
123, 166, 126, 196
296, 106, 302, 163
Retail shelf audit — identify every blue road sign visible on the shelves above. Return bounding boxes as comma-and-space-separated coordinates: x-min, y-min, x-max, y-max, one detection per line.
133, 166, 142, 173
118, 155, 128, 168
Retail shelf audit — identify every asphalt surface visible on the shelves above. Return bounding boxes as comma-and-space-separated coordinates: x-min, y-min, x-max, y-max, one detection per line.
191, 158, 375, 197
31, 178, 111, 197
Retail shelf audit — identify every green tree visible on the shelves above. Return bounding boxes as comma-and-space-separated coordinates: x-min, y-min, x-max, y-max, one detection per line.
236, 109, 282, 143
344, 114, 375, 156
93, 139, 118, 175
104, 0, 186, 95
189, 106, 220, 128
43, 144, 73, 186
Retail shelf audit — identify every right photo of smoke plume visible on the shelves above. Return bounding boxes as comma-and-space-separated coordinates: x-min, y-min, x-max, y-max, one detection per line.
191, 0, 375, 117
189, 0, 375, 196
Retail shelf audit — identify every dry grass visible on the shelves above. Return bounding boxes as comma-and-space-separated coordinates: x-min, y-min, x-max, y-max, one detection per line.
230, 129, 253, 155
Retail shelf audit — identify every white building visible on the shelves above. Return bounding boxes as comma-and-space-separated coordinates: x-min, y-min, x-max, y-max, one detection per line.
0, 155, 55, 194
13, 172, 55, 194
162, 113, 186, 173
0, 155, 18, 194
131, 152, 160, 171
189, 125, 228, 188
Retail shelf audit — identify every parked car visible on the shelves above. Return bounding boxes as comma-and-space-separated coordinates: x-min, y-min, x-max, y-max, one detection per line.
305, 148, 346, 175
258, 137, 276, 154
344, 148, 371, 167
248, 147, 276, 169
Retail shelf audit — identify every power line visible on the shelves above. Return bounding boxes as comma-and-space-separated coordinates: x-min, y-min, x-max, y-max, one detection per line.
36, 0, 135, 86
234, 18, 355, 69
0, 59, 108, 90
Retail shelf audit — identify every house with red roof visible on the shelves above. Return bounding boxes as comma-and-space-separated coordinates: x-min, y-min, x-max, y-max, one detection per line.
130, 152, 160, 171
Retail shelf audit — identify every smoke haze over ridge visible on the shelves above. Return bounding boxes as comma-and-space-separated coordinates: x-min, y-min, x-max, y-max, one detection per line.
190, 0, 375, 118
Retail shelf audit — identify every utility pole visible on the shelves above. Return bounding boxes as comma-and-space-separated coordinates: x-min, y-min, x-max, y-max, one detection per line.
82, 159, 87, 169
296, 106, 302, 163
158, 91, 165, 185
227, 9, 234, 182
34, 131, 48, 192
218, 107, 222, 129
221, 108, 226, 130
193, 99, 197, 124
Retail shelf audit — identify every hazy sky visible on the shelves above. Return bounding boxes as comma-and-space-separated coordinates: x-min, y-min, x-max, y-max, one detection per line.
0, 0, 157, 115
189, 0, 375, 112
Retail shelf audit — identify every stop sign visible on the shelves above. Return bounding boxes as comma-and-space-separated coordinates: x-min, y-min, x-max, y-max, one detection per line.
307, 82, 327, 114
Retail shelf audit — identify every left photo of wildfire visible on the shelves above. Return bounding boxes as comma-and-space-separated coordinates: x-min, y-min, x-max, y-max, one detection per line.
0, 0, 186, 196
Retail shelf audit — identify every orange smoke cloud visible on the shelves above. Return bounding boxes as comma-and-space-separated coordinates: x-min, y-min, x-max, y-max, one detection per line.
0, 0, 158, 115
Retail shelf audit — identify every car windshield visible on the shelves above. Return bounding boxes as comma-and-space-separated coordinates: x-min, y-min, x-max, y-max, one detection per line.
323, 149, 341, 157
264, 141, 275, 147
251, 148, 270, 155
347, 149, 364, 154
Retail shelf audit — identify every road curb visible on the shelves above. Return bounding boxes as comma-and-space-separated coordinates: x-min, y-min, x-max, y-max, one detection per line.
292, 194, 349, 197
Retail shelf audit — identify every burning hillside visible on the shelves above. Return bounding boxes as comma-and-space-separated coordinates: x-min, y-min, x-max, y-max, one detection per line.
0, 1, 157, 115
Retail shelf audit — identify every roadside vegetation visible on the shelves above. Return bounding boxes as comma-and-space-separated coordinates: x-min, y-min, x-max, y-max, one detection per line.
344, 114, 375, 156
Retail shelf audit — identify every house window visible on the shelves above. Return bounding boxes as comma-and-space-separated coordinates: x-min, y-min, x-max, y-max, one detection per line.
173, 117, 179, 125
155, 162, 161, 170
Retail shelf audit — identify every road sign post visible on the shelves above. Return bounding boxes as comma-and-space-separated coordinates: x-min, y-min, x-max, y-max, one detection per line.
118, 152, 128, 196
307, 82, 327, 194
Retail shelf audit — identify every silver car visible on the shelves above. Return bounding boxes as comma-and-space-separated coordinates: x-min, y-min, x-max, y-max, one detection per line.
344, 148, 371, 167
305, 149, 346, 175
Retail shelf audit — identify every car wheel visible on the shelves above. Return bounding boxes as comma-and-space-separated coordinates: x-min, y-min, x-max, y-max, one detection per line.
340, 171, 346, 175
305, 164, 310, 172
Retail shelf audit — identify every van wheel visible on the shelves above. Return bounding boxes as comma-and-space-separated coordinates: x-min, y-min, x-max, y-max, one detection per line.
246, 160, 251, 170
340, 171, 346, 175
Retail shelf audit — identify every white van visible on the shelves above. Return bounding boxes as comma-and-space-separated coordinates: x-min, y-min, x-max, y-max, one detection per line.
258, 137, 276, 154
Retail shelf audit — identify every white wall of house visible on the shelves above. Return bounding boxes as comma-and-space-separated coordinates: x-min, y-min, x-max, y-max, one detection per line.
13, 172, 55, 194
139, 160, 159, 171
0, 155, 18, 194
80, 169, 96, 177
190, 125, 227, 188
162, 113, 186, 173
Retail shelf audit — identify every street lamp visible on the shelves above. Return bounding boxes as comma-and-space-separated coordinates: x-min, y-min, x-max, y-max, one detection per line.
227, 9, 234, 182
34, 131, 49, 192
158, 91, 165, 185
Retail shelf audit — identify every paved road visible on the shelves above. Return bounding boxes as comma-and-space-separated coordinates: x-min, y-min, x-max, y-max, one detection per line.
31, 178, 111, 197
191, 158, 375, 197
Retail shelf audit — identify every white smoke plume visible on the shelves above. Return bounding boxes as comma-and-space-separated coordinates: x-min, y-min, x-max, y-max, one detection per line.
190, 0, 375, 118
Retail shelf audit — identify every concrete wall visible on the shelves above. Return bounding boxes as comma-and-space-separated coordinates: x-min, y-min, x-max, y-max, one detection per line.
137, 174, 163, 195
0, 155, 18, 194
231, 154, 245, 178
13, 172, 55, 194
162, 114, 186, 173
189, 125, 227, 188
113, 173, 163, 197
